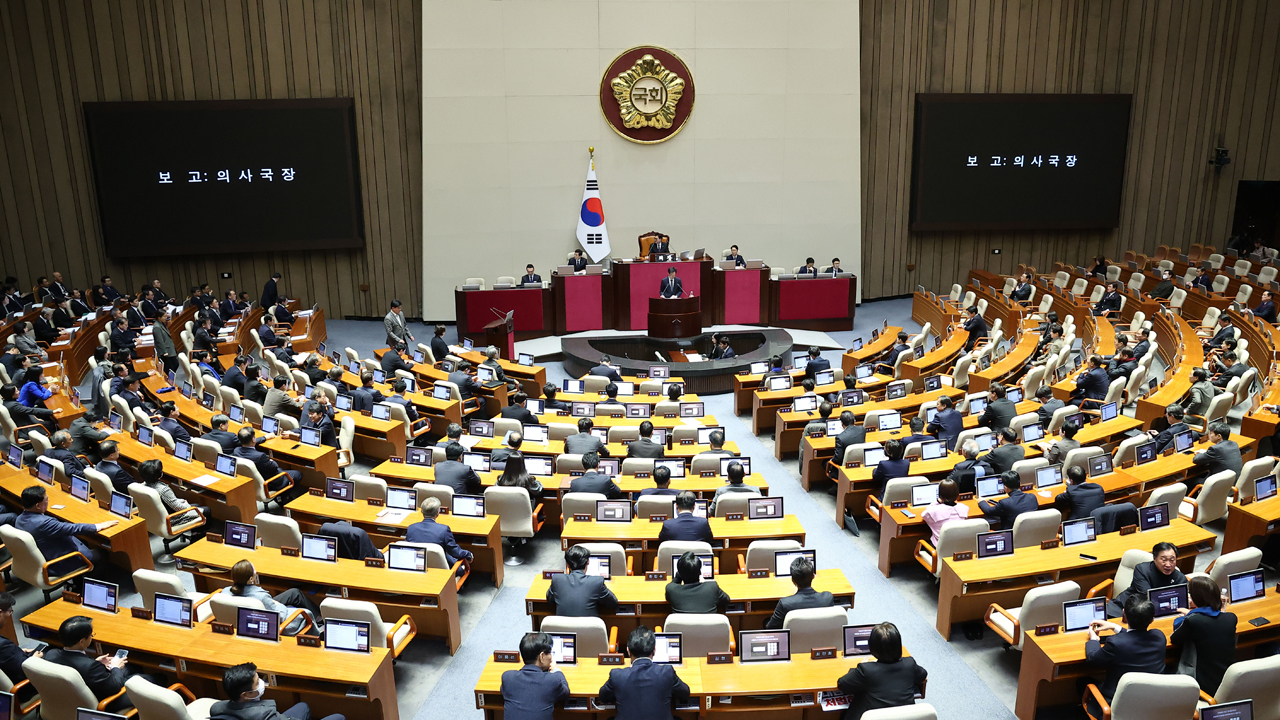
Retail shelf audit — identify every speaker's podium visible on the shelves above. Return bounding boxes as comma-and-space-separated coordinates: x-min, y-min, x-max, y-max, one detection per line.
648, 296, 701, 338
484, 311, 515, 360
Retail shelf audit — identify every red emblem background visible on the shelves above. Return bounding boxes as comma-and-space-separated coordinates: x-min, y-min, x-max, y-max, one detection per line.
599, 46, 696, 145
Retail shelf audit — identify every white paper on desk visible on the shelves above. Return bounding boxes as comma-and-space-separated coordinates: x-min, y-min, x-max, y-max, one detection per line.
290, 335, 307, 341
292, 353, 309, 365
1038, 490, 1052, 498
51, 505, 65, 510
680, 417, 703, 427
141, 326, 154, 336
188, 474, 220, 487
297, 310, 314, 317
376, 509, 412, 524
459, 436, 483, 449
685, 353, 703, 361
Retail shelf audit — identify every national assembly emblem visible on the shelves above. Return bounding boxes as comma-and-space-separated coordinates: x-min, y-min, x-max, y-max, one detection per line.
599, 47, 695, 144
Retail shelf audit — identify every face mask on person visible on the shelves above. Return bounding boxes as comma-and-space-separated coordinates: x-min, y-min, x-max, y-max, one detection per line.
246, 677, 266, 700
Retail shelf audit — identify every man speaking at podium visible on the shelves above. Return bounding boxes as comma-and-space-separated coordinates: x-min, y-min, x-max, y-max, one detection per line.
659, 267, 684, 299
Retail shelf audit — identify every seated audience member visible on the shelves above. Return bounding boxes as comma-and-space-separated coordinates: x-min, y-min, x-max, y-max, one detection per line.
836, 622, 928, 720
262, 375, 303, 418
1146, 268, 1175, 300
1031, 324, 1065, 367
157, 401, 192, 443
222, 355, 249, 395
802, 346, 830, 379
961, 306, 988, 352
870, 439, 910, 499
350, 371, 385, 412
44, 615, 164, 713
1170, 576, 1237, 695
435, 422, 464, 448
1092, 281, 1123, 317
233, 427, 302, 491
44, 429, 89, 475
0, 592, 37, 699
202, 414, 241, 453
221, 559, 322, 635
626, 421, 665, 458
568, 451, 622, 498
797, 257, 818, 277
406, 497, 473, 569
596, 383, 624, 409
926, 395, 964, 451
1054, 465, 1104, 521
980, 428, 1024, 475
1109, 541, 1186, 617
1045, 420, 1081, 465
565, 417, 608, 456
490, 432, 523, 465
665, 550, 730, 614
588, 355, 624, 382
1211, 351, 1246, 388
1203, 315, 1234, 350
95, 440, 137, 493
598, 626, 691, 719
1147, 403, 1197, 452
921, 479, 968, 546
448, 360, 483, 401
803, 401, 834, 438
710, 461, 759, 513
1106, 348, 1137, 381
978, 383, 1017, 431
138, 458, 207, 530
659, 491, 714, 544
1082, 597, 1166, 718
546, 545, 618, 617
434, 442, 484, 496
698, 430, 733, 456
501, 632, 570, 720
211, 661, 345, 720
946, 439, 991, 495
1072, 355, 1110, 409
501, 391, 538, 425
831, 410, 867, 477
1191, 420, 1242, 478
1184, 367, 1215, 417
300, 401, 339, 448
1010, 271, 1034, 302
542, 383, 571, 411
638, 465, 679, 498
1253, 289, 1277, 323
977, 470, 1037, 527
495, 454, 542, 508
765, 555, 833, 629
2, 382, 57, 437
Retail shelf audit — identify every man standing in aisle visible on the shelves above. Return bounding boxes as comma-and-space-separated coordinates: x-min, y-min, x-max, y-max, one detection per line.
384, 300, 413, 352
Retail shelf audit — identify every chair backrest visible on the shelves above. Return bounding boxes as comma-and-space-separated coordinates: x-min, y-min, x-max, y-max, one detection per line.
608, 426, 640, 444
951, 354, 972, 389
1207, 547, 1263, 588
1012, 509, 1062, 548
1235, 284, 1253, 305
1088, 285, 1105, 304
541, 616, 610, 659
1185, 469, 1236, 525
882, 477, 930, 505
582, 375, 610, 393
1109, 673, 1200, 720
133, 568, 188, 611
1106, 265, 1122, 281
1062, 446, 1104, 474
191, 437, 221, 465
1236, 457, 1276, 499
656, 541, 713, 575
210, 592, 266, 625
350, 474, 387, 500
1113, 549, 1154, 596
712, 492, 763, 518
742, 540, 802, 572
573, 543, 628, 577
339, 415, 355, 453
0, 525, 52, 590
257, 513, 303, 548
562, 492, 607, 522
319, 597, 392, 644
1012, 581, 1081, 650
414, 481, 453, 507
621, 458, 655, 475
83, 467, 115, 507
782, 605, 848, 653
548, 423, 577, 441
110, 395, 137, 432
151, 426, 176, 452
635, 495, 677, 520
949, 284, 963, 301
1213, 654, 1280, 717
23, 656, 99, 720
662, 613, 733, 657
129, 482, 187, 538
688, 454, 721, 475
838, 441, 882, 466
1038, 293, 1056, 313
484, 485, 535, 537
1053, 271, 1070, 288
1069, 278, 1088, 296
1011, 458, 1049, 486
126, 675, 194, 720
1234, 367, 1258, 406
932, 519, 989, 577
493, 418, 522, 438
1144, 482, 1187, 511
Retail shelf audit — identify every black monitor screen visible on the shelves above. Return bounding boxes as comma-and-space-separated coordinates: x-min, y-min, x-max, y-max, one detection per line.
1201, 700, 1253, 720
910, 94, 1132, 230
83, 99, 363, 258
1149, 584, 1188, 617
236, 607, 280, 641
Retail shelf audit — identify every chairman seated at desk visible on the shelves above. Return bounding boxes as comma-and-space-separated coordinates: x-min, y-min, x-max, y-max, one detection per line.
659, 267, 683, 299
648, 235, 670, 254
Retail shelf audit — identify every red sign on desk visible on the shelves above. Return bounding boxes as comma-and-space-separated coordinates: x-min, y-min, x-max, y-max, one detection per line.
461, 289, 545, 334
624, 261, 703, 329
779, 278, 851, 321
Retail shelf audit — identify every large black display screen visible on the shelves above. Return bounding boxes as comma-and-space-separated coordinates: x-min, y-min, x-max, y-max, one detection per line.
910, 94, 1132, 231
83, 99, 363, 258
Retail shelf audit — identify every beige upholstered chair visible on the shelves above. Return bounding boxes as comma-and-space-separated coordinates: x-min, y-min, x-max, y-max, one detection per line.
320, 597, 417, 657
738, 539, 802, 573
1082, 672, 1199, 720
572, 542, 630, 577
1201, 655, 1280, 719
125, 676, 218, 720
1179, 469, 1235, 525
257, 514, 302, 549
0, 524, 92, 602
662, 614, 733, 657
129, 482, 205, 558
133, 568, 214, 623
985, 581, 1080, 651
782, 606, 848, 653
1087, 549, 1152, 600
540, 616, 615, 658
862, 705, 937, 720
655, 541, 713, 575
1012, 509, 1062, 549
24, 656, 123, 719
916, 519, 988, 578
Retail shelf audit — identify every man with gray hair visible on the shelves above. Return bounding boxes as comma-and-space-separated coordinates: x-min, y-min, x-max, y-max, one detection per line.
45, 430, 89, 474
384, 299, 413, 352
407, 496, 472, 569
482, 345, 518, 391
946, 439, 992, 495
1192, 420, 1242, 479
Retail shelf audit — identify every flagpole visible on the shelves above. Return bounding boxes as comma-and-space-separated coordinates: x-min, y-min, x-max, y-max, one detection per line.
589, 145, 594, 170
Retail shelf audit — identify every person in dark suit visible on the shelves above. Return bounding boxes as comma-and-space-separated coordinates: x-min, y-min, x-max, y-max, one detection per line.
1203, 316, 1234, 350
1073, 355, 1111, 409
1111, 541, 1187, 616
898, 417, 932, 449
961, 306, 988, 352
233, 428, 301, 491
648, 235, 670, 254
94, 440, 137, 493
714, 336, 735, 359
568, 452, 621, 498
546, 545, 618, 617
156, 401, 191, 444
627, 421, 665, 458
109, 318, 137, 359
521, 264, 542, 285
1170, 576, 1237, 696
981, 428, 1025, 475
540, 383, 570, 411
218, 290, 238, 322
979, 383, 1017, 431
836, 622, 927, 720
946, 440, 992, 495
658, 267, 683, 298
1093, 281, 1124, 317
208, 661, 344, 720
877, 332, 912, 374
658, 492, 713, 544
588, 356, 624, 382
200, 415, 241, 454
1054, 465, 1105, 521
0, 592, 37, 700
564, 418, 608, 456
978, 471, 1038, 528
1211, 351, 1247, 389
261, 272, 283, 308
448, 361, 484, 401
44, 616, 164, 713
569, 248, 590, 273
257, 321, 278, 349
15, 485, 116, 577
434, 442, 484, 496
406, 496, 473, 568
1190, 266, 1213, 291
349, 372, 386, 413
803, 346, 831, 380
300, 402, 338, 448
430, 324, 450, 365
1131, 332, 1152, 363
1009, 272, 1034, 302
1191, 420, 1243, 480
385, 379, 420, 425
2, 382, 58, 436
830, 411, 867, 476
43, 429, 89, 476
243, 366, 269, 406
926, 395, 964, 451
1082, 597, 1168, 718
665, 551, 729, 613
765, 556, 834, 629
598, 626, 690, 720
1147, 403, 1198, 453
381, 347, 413, 377
222, 355, 249, 395
1106, 348, 1138, 382
501, 632, 571, 720
797, 257, 818, 277
1146, 269, 1176, 300
870, 439, 910, 499
1252, 289, 1277, 323
272, 297, 294, 327
501, 392, 538, 426
1035, 385, 1069, 427
638, 466, 680, 500
725, 244, 746, 267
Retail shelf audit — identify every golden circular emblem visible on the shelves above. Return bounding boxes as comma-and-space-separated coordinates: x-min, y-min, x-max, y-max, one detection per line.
599, 46, 695, 144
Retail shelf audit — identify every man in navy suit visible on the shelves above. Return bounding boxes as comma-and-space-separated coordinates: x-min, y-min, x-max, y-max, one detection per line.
657, 492, 713, 544
725, 244, 746, 267
1073, 355, 1111, 409
45, 430, 89, 475
1010, 271, 1034, 302
962, 306, 988, 351
1203, 315, 1234, 350
715, 337, 735, 359
830, 410, 867, 478
569, 248, 589, 273
232, 427, 300, 491
870, 439, 910, 499
765, 556, 834, 629
1190, 266, 1213, 292
1093, 281, 1124, 317
598, 626, 691, 720
94, 441, 137, 493
16, 485, 116, 577
1054, 466, 1106, 521
568, 452, 622, 498
221, 355, 249, 396
521, 265, 542, 285
433, 442, 484, 496
258, 321, 278, 348
588, 356, 624, 382
546, 545, 618, 617
218, 290, 238, 321
157, 401, 191, 443
926, 395, 965, 451
659, 267, 683, 298
977, 471, 1038, 528
648, 235, 670, 254
501, 632, 570, 720
261, 272, 282, 307
1082, 597, 1167, 718
273, 297, 295, 327
802, 346, 830, 380
406, 497, 473, 568
1147, 403, 1198, 452
1254, 289, 1277, 323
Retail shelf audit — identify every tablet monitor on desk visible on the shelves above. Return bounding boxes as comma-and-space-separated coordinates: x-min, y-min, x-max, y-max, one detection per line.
840, 389, 864, 407
1200, 700, 1254, 720
452, 494, 486, 518
585, 555, 611, 579
563, 379, 585, 394
372, 369, 386, 384
814, 369, 835, 386
589, 427, 609, 441
462, 453, 490, 473
720, 457, 750, 476
1149, 583, 1188, 617
1087, 453, 1113, 478
924, 375, 943, 392
749, 362, 770, 375
913, 345, 926, 360
877, 412, 901, 432
850, 338, 863, 351
1035, 464, 1063, 488
237, 607, 279, 642
301, 534, 337, 562
739, 629, 789, 664
522, 424, 549, 444
387, 544, 426, 572
694, 552, 714, 580
386, 487, 417, 510
167, 369, 177, 386
1021, 423, 1044, 443
1006, 387, 1024, 404
648, 365, 670, 378
546, 632, 577, 665
571, 402, 595, 417
767, 375, 792, 391
1062, 597, 1107, 632
696, 426, 725, 445
774, 549, 815, 577
1099, 402, 1119, 422
215, 453, 238, 477
470, 420, 494, 437
792, 395, 819, 413
1228, 569, 1266, 604
35, 458, 55, 485
674, 499, 709, 519
747, 496, 782, 519
82, 579, 118, 613
967, 397, 988, 417
526, 457, 553, 477
886, 384, 906, 400
863, 448, 887, 467
974, 432, 996, 452
432, 385, 451, 401
825, 419, 844, 436
201, 391, 216, 409
153, 592, 193, 628
1256, 475, 1278, 501
1135, 441, 1158, 465
526, 399, 544, 415
1061, 517, 1097, 546
70, 475, 91, 502
225, 521, 257, 549
910, 483, 940, 507
4, 445, 20, 469
1173, 430, 1195, 453
1139, 503, 1171, 531
302, 386, 314, 400
597, 458, 620, 476
650, 428, 669, 445
107, 411, 123, 431
518, 353, 535, 366
326, 619, 371, 654
227, 404, 245, 423
440, 360, 456, 373
109, 491, 133, 519
652, 632, 683, 665
261, 415, 279, 435
976, 476, 1003, 499
325, 478, 354, 502
371, 403, 391, 421
843, 624, 874, 656
171, 438, 194, 463
405, 447, 432, 466
613, 381, 634, 397
596, 500, 632, 522
654, 459, 685, 478
855, 364, 874, 380
300, 427, 321, 447
920, 440, 945, 461
179, 382, 193, 399
976, 530, 1014, 558
348, 361, 361, 374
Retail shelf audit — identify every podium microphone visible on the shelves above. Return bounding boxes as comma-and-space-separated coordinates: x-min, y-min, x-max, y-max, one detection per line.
490, 307, 506, 319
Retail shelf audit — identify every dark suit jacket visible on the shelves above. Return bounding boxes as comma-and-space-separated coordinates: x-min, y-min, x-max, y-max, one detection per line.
569, 471, 622, 499
1207, 325, 1234, 349
1114, 561, 1187, 608
300, 414, 338, 448
1107, 359, 1137, 381
44, 647, 127, 701
1010, 283, 1032, 302
1254, 300, 1277, 324
1076, 367, 1111, 400
1052, 482, 1104, 521
657, 513, 713, 544
804, 356, 831, 380
202, 429, 240, 454
837, 657, 928, 720
15, 511, 97, 570
405, 517, 473, 564
95, 460, 135, 493
448, 370, 483, 400
350, 386, 386, 413
1148, 280, 1175, 300
500, 405, 538, 426
0, 635, 27, 688
598, 658, 689, 720
665, 580, 730, 614
1094, 292, 1122, 316
433, 460, 483, 496
45, 447, 88, 474
564, 433, 608, 457
1037, 398, 1066, 426
765, 586, 835, 629
521, 274, 542, 285
588, 365, 624, 382
222, 366, 247, 394
871, 457, 911, 498
232, 446, 285, 482
546, 570, 618, 617
1132, 339, 1151, 361
926, 409, 964, 451
1085, 628, 1168, 700
245, 380, 268, 406
158, 417, 191, 443
1170, 610, 1237, 695
627, 438, 665, 458
832, 425, 868, 465
978, 489, 1038, 528
979, 398, 1017, 431
570, 257, 589, 272
69, 418, 108, 461
260, 279, 279, 307
1192, 440, 1242, 479
946, 459, 992, 495
963, 315, 989, 351
381, 351, 412, 376
980, 443, 1024, 474
726, 253, 745, 267
659, 277, 683, 298
1153, 421, 1197, 452
1212, 362, 1247, 388
501, 664, 571, 720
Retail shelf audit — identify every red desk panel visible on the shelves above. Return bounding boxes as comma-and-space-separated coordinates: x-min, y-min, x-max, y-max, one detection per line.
722, 269, 764, 324
779, 278, 851, 320
621, 261, 704, 329
457, 289, 548, 335
563, 276, 603, 332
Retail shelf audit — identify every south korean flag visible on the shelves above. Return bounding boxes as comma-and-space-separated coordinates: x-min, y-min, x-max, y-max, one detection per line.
575, 157, 611, 262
